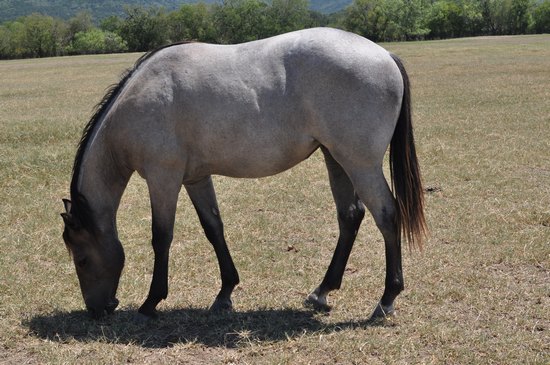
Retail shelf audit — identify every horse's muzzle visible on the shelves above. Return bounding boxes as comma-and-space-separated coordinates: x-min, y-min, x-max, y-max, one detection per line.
87, 298, 119, 319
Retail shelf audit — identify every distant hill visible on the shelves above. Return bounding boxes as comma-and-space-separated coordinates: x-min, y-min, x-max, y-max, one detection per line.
0, 1, 184, 22
311, 0, 350, 13
0, 0, 351, 22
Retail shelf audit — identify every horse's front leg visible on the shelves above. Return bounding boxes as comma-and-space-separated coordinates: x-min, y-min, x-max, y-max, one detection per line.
185, 177, 239, 311
138, 174, 182, 318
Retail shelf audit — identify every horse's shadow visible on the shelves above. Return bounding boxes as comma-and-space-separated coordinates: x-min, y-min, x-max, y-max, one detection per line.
25, 307, 383, 348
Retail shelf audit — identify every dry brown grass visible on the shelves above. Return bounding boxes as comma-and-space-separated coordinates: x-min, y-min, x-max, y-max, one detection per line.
0, 35, 548, 364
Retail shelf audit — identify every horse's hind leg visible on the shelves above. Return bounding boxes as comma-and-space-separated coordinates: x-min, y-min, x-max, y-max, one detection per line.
346, 166, 404, 320
305, 147, 365, 311
185, 177, 240, 311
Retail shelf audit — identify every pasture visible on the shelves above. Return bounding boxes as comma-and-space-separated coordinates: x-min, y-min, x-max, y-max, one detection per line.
0, 34, 548, 364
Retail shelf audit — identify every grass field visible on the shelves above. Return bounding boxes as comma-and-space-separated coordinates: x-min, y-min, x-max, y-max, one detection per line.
0, 34, 548, 364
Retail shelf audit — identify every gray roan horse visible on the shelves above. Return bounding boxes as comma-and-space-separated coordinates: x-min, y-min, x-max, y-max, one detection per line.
61, 28, 426, 320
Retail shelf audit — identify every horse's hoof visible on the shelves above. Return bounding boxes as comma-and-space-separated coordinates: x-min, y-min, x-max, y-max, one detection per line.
210, 297, 233, 312
138, 305, 159, 319
369, 302, 395, 321
304, 292, 332, 312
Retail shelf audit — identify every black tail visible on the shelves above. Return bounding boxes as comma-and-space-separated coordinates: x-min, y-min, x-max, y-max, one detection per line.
389, 54, 427, 250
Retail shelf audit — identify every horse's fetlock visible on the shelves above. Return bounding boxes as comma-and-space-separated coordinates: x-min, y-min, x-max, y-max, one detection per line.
390, 278, 404, 293
138, 298, 160, 318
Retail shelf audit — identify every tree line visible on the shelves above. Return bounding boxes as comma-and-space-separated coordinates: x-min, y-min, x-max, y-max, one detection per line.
0, 0, 549, 59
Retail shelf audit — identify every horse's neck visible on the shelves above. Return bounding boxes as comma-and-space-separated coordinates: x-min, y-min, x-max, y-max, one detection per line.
77, 131, 130, 234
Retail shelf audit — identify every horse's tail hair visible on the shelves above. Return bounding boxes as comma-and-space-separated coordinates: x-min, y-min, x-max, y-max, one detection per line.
389, 54, 427, 250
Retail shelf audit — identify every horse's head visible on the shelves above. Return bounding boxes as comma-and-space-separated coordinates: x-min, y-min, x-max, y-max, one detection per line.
60, 198, 124, 319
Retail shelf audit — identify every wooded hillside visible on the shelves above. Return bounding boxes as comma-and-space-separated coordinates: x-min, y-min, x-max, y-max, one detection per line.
0, 0, 548, 59
0, 0, 351, 21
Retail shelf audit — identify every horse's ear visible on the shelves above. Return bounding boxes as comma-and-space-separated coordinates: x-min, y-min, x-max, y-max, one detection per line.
61, 212, 72, 226
61, 212, 81, 230
62, 199, 72, 213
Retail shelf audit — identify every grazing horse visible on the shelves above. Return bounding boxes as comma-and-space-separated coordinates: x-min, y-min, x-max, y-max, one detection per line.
61, 27, 426, 320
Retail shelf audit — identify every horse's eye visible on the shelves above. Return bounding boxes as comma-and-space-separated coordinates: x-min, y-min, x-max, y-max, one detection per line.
76, 258, 87, 268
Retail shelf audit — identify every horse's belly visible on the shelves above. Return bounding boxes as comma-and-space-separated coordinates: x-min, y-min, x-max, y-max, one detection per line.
185, 134, 319, 180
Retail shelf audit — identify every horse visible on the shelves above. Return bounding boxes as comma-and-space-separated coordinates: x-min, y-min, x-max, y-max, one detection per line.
60, 27, 426, 320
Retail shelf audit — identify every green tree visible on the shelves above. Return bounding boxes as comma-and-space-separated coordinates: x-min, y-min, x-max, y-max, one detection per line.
212, 0, 269, 43
425, 0, 483, 38
481, 0, 502, 33
119, 6, 169, 51
509, 0, 532, 34
461, 0, 484, 36
167, 3, 216, 42
308, 9, 331, 28
69, 28, 127, 55
531, 0, 550, 32
60, 11, 94, 49
19, 14, 65, 57
103, 30, 129, 53
0, 21, 28, 58
426, 1, 463, 38
70, 29, 105, 54
8, 21, 28, 58
400, 0, 430, 40
265, 0, 312, 36
480, 0, 532, 34
100, 15, 124, 34
344, 0, 384, 41
68, 11, 93, 38
0, 24, 14, 58
344, 0, 428, 41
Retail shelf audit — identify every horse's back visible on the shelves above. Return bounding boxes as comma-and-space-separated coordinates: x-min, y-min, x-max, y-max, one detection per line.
110, 28, 403, 181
